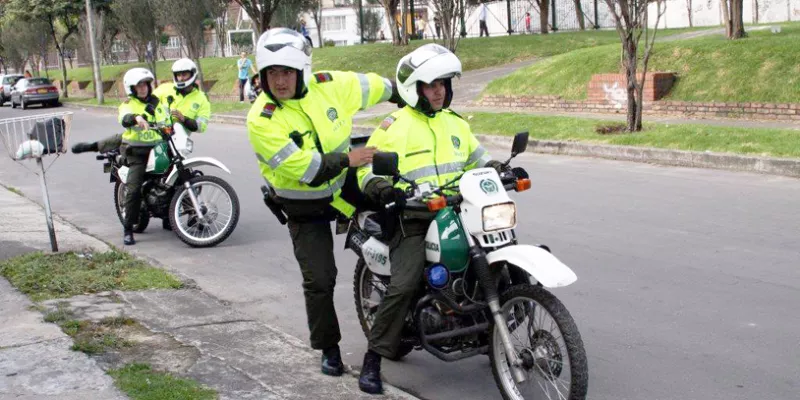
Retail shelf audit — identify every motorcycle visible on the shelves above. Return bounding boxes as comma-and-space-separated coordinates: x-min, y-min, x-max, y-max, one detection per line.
346, 132, 588, 400
96, 101, 240, 248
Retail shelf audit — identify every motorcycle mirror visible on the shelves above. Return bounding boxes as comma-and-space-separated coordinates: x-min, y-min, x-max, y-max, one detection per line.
511, 131, 529, 157
372, 152, 400, 177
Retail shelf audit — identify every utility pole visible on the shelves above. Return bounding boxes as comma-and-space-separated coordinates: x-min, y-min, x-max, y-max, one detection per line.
84, 0, 103, 104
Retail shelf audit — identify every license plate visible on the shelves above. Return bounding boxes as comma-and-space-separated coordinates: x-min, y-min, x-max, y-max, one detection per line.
37, 89, 47, 94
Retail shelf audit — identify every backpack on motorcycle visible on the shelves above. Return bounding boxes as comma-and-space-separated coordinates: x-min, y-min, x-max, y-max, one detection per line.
27, 117, 66, 155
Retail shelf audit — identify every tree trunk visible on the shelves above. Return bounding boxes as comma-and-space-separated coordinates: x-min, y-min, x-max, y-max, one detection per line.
540, 0, 550, 34
401, 0, 409, 45
623, 38, 638, 132
729, 0, 745, 38
573, 0, 586, 30
687, 0, 693, 27
721, 0, 731, 36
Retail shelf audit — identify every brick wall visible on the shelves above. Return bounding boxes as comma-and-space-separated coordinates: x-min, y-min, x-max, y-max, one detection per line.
478, 95, 800, 121
587, 73, 676, 103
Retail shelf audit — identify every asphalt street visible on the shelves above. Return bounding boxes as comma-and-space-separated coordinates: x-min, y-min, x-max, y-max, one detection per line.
0, 105, 797, 400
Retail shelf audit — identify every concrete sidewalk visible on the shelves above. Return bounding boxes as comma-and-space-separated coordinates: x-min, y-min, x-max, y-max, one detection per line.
0, 185, 419, 400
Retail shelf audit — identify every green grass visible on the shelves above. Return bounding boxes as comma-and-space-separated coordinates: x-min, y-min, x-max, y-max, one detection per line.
109, 363, 217, 400
43, 303, 136, 354
365, 111, 800, 158
0, 251, 183, 301
484, 22, 800, 103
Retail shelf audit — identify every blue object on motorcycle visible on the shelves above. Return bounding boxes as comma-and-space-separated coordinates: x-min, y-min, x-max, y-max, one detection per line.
426, 264, 449, 290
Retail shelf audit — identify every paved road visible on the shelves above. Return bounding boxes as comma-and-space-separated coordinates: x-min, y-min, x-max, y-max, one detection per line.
0, 106, 798, 400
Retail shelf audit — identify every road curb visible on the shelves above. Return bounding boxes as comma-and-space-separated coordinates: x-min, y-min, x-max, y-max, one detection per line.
61, 103, 800, 179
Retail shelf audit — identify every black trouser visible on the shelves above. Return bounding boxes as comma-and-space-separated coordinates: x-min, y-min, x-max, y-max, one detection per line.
288, 219, 342, 350
480, 20, 489, 37
239, 78, 247, 102
121, 145, 150, 231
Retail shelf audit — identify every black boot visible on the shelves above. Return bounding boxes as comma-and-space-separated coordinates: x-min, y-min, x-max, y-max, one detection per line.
162, 218, 172, 231
321, 345, 344, 377
71, 142, 98, 154
358, 350, 383, 395
123, 230, 135, 245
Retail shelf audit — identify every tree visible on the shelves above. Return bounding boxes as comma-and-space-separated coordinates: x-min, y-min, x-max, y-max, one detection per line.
603, 0, 667, 132
1, 18, 53, 73
273, 0, 315, 29
155, 0, 218, 85
112, 0, 163, 82
535, 0, 551, 34
686, 0, 693, 27
233, 0, 283, 34
210, 0, 229, 57
353, 0, 382, 42
310, 0, 323, 46
376, 0, 401, 44
431, 0, 468, 51
726, 0, 745, 39
7, 0, 84, 98
574, 0, 586, 30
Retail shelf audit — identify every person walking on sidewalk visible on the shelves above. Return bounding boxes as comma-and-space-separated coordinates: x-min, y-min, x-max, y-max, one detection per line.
246, 28, 403, 378
238, 52, 257, 103
479, 3, 489, 37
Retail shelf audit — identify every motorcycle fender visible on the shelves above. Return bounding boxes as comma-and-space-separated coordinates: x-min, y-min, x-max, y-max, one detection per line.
486, 244, 577, 288
165, 157, 232, 186
117, 166, 129, 184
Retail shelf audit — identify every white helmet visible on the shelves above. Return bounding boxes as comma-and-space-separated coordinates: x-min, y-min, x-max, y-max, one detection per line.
123, 67, 155, 97
255, 28, 312, 99
396, 44, 462, 112
171, 58, 198, 89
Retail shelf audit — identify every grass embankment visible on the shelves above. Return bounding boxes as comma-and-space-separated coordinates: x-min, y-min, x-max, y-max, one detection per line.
484, 22, 800, 104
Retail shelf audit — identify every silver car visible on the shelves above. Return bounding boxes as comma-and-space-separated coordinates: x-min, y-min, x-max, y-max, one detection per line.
0, 74, 23, 105
10, 77, 61, 109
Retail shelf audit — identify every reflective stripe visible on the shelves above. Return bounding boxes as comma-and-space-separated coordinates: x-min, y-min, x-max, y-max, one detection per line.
332, 137, 350, 153
300, 152, 322, 184
405, 165, 438, 181
380, 78, 392, 102
478, 153, 493, 167
196, 117, 209, 125
360, 164, 378, 191
357, 73, 371, 110
121, 140, 158, 147
466, 146, 488, 166
270, 172, 347, 200
263, 142, 300, 169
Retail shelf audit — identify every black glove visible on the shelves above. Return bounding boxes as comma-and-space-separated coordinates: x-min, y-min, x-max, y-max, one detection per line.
388, 79, 407, 109
511, 167, 529, 180
379, 186, 406, 209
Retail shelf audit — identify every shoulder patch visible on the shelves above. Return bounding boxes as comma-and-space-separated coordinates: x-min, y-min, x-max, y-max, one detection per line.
314, 73, 333, 83
379, 116, 396, 130
260, 103, 277, 119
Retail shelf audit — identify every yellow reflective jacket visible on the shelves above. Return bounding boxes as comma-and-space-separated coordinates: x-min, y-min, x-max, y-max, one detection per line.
247, 70, 393, 218
152, 83, 212, 133
118, 96, 170, 147
358, 106, 493, 198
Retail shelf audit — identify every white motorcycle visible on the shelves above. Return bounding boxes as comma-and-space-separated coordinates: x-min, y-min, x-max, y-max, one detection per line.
97, 107, 240, 248
347, 133, 588, 400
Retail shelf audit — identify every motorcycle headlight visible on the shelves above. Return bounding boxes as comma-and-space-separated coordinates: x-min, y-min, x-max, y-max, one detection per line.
482, 202, 516, 232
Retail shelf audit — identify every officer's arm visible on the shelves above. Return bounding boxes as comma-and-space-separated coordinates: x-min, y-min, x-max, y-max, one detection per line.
333, 71, 394, 115
248, 121, 349, 187
118, 103, 138, 128
194, 94, 211, 133
464, 123, 494, 170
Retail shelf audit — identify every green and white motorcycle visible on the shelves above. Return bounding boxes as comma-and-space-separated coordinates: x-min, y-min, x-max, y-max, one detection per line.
347, 133, 588, 400
97, 108, 240, 248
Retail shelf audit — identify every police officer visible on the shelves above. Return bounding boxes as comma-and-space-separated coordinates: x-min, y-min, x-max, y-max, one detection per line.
355, 44, 522, 394
246, 28, 401, 377
116, 68, 169, 245
73, 58, 211, 155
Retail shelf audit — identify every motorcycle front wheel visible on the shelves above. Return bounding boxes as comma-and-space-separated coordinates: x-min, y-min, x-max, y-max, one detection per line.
169, 175, 240, 248
490, 284, 588, 400
114, 181, 149, 233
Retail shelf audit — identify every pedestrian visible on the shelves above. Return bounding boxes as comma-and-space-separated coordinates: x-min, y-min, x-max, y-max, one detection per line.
479, 3, 489, 37
434, 15, 441, 39
379, 30, 386, 41
237, 52, 256, 103
417, 16, 427, 40
24, 70, 32, 78
525, 12, 531, 34
300, 19, 313, 47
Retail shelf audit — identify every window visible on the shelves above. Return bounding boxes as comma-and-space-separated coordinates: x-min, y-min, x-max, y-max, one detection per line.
165, 36, 182, 49
334, 40, 348, 46
333, 0, 352, 6
111, 39, 128, 53
3, 75, 22, 84
323, 16, 347, 32
27, 78, 51, 86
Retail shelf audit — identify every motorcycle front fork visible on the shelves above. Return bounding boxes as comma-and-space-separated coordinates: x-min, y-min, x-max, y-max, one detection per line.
465, 236, 527, 384
176, 163, 206, 223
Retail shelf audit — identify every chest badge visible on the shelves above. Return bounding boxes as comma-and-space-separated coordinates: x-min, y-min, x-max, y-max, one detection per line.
451, 135, 461, 149
327, 107, 338, 122
480, 179, 499, 195
192, 103, 199, 110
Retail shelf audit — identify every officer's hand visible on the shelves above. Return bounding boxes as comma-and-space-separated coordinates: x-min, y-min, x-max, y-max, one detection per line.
348, 146, 377, 167
135, 115, 148, 131
170, 110, 185, 122
512, 167, 529, 180
379, 186, 406, 209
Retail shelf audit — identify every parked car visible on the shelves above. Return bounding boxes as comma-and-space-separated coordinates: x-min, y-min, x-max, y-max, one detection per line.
10, 77, 60, 109
0, 74, 23, 105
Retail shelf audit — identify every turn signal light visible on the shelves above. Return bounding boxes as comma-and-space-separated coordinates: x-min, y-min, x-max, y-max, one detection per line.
427, 196, 447, 212
516, 178, 531, 192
